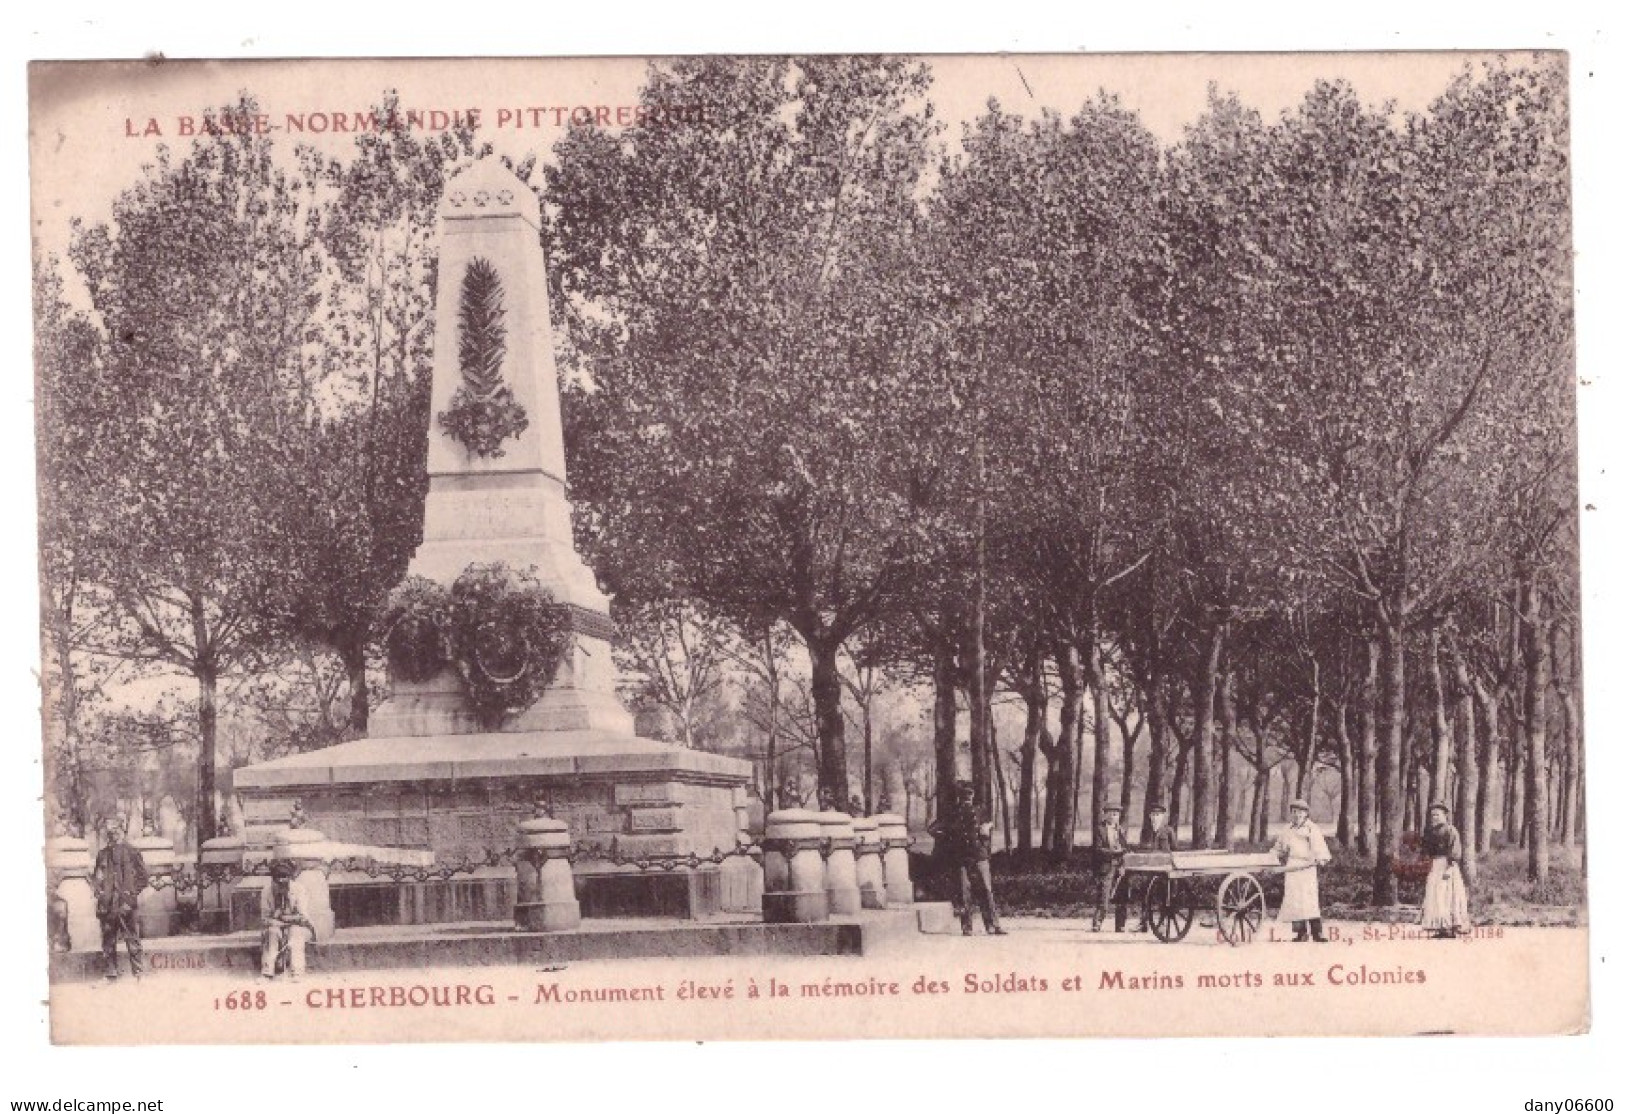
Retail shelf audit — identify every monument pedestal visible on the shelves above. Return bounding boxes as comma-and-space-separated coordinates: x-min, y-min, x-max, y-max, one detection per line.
236, 728, 750, 923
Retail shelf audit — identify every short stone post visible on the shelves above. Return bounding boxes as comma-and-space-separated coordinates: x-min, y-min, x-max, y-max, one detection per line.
761, 810, 828, 923
720, 790, 764, 913
132, 816, 178, 939
875, 813, 914, 906
852, 816, 887, 910
45, 834, 100, 952
514, 811, 580, 932
272, 826, 335, 943
198, 831, 246, 934
818, 810, 862, 916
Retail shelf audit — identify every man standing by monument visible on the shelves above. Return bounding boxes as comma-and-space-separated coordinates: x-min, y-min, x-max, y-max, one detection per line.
928, 780, 1005, 937
92, 818, 147, 980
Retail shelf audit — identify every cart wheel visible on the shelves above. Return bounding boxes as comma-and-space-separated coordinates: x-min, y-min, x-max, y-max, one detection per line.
1144, 875, 1193, 943
1216, 871, 1265, 945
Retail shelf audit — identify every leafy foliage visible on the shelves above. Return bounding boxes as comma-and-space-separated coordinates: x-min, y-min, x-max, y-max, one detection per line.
438, 256, 529, 456
381, 575, 453, 683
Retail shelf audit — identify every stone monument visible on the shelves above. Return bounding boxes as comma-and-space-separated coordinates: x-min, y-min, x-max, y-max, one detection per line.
236, 161, 752, 924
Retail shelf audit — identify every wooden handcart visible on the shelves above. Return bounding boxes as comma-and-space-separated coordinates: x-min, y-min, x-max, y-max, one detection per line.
1119, 849, 1283, 945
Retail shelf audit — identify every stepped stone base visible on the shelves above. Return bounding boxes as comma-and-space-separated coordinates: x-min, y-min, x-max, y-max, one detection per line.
233, 729, 752, 922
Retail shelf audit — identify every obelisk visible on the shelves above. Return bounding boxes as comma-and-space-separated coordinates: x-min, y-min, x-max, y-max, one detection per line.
369, 159, 631, 738
235, 162, 752, 923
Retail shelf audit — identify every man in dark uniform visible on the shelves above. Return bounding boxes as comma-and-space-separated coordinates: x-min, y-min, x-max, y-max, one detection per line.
1091, 802, 1130, 932
1134, 802, 1177, 932
92, 818, 148, 980
928, 780, 1006, 936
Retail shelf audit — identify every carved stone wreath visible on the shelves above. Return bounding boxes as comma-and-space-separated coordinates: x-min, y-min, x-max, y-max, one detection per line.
445, 563, 571, 729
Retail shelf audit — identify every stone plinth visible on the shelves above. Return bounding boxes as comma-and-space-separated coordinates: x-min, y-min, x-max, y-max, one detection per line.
819, 811, 862, 916
131, 830, 177, 938
761, 810, 828, 924
235, 730, 750, 922
514, 816, 580, 932
876, 814, 914, 906
719, 790, 762, 913
852, 816, 887, 910
45, 836, 100, 952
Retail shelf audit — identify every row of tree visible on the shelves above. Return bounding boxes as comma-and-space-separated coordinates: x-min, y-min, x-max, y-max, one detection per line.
547, 56, 1577, 902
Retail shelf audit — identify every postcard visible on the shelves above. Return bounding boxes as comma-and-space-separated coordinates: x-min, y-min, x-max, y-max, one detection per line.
29, 52, 1587, 1044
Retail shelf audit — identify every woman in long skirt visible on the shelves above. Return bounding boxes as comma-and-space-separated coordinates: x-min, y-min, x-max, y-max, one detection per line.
1272, 799, 1333, 942
1420, 803, 1471, 938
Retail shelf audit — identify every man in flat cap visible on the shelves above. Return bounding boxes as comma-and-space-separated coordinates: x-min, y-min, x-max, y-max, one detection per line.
1092, 801, 1130, 932
928, 780, 1006, 936
1133, 802, 1178, 931
92, 817, 148, 979
1272, 798, 1332, 942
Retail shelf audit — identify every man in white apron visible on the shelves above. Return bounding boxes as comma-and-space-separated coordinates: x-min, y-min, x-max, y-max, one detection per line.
1271, 799, 1332, 942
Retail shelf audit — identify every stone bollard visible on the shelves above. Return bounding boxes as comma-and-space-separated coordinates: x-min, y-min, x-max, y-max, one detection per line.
852, 816, 887, 910
875, 813, 914, 906
818, 810, 862, 916
720, 792, 764, 913
198, 833, 246, 934
272, 828, 335, 942
514, 816, 580, 932
45, 835, 100, 952
761, 810, 828, 923
132, 823, 178, 939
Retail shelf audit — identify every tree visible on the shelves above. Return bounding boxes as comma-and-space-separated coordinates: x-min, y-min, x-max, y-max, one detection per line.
614, 600, 732, 748
35, 254, 119, 831
66, 97, 327, 846
549, 57, 946, 805
930, 95, 1163, 846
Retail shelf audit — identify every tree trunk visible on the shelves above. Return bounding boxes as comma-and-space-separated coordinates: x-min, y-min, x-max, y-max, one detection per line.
1427, 627, 1451, 807
1141, 680, 1168, 844
340, 634, 369, 736
808, 636, 850, 805
51, 603, 90, 833
1189, 621, 1226, 851
1334, 699, 1354, 848
1472, 680, 1499, 854
1501, 708, 1514, 857
1374, 617, 1406, 906
1522, 576, 1550, 883
1215, 671, 1236, 847
196, 663, 220, 850
1358, 638, 1378, 856
1087, 636, 1110, 834
992, 721, 1012, 855
1248, 764, 1266, 842
1450, 651, 1479, 886
968, 616, 990, 817
932, 640, 958, 822
1017, 653, 1043, 854
1050, 643, 1083, 855
1552, 622, 1578, 848
1170, 740, 1190, 839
